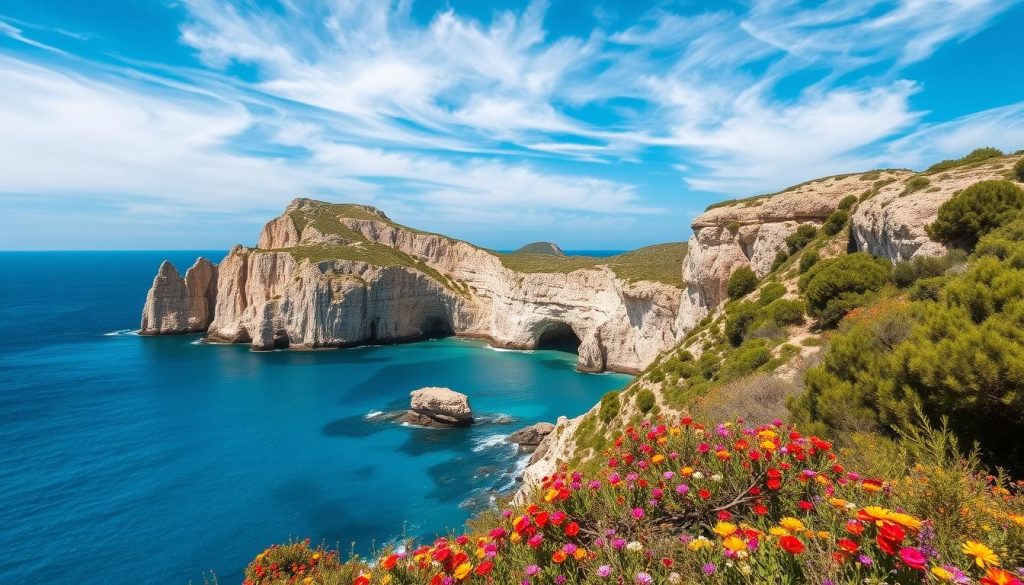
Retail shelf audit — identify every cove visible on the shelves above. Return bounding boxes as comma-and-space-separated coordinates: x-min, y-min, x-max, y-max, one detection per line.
0, 252, 631, 584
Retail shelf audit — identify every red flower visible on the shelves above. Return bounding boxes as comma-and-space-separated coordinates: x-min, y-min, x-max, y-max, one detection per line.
534, 511, 549, 527
876, 522, 905, 555
838, 539, 859, 554
753, 503, 769, 516
475, 561, 494, 576
798, 500, 814, 511
779, 535, 805, 554
353, 576, 370, 585
698, 488, 711, 500
564, 522, 580, 537
382, 554, 398, 570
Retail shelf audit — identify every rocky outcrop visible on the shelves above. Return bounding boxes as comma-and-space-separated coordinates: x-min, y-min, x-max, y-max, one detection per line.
143, 198, 684, 372
140, 258, 218, 334
399, 387, 474, 428
851, 157, 1022, 262
677, 171, 911, 332
507, 422, 555, 454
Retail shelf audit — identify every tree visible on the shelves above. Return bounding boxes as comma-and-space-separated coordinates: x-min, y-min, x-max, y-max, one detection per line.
726, 266, 758, 299
822, 209, 849, 235
785, 224, 817, 253
1013, 157, 1024, 182
927, 180, 1024, 249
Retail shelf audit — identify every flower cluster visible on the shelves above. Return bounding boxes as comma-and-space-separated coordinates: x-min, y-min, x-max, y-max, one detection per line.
244, 417, 1024, 584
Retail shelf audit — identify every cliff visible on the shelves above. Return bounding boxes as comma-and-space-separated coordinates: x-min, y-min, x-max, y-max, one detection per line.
139, 257, 217, 334
141, 199, 686, 373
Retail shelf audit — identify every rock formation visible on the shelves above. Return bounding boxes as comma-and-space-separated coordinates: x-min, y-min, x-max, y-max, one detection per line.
506, 422, 555, 454
141, 198, 685, 372
140, 257, 217, 334
399, 387, 474, 428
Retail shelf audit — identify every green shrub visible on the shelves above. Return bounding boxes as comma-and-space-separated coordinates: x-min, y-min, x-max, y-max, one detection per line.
925, 147, 1004, 173
975, 217, 1024, 267
724, 302, 758, 346
763, 298, 805, 325
799, 253, 892, 327
891, 250, 967, 288
901, 176, 930, 196
719, 339, 772, 379
909, 275, 949, 301
927, 180, 1024, 249
599, 391, 620, 423
1013, 157, 1024, 182
635, 389, 656, 413
726, 221, 741, 235
758, 282, 787, 306
799, 249, 819, 273
770, 250, 788, 272
822, 209, 849, 235
838, 194, 858, 211
726, 266, 758, 299
785, 224, 817, 253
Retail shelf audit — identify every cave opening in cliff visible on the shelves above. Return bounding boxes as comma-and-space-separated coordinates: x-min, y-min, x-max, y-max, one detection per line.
536, 322, 581, 354
419, 316, 454, 340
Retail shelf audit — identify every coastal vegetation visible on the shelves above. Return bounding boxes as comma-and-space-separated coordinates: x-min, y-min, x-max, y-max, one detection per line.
496, 243, 689, 288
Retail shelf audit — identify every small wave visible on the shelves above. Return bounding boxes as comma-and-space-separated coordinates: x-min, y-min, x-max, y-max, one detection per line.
472, 433, 511, 452
364, 410, 384, 419
486, 345, 534, 354
103, 329, 138, 336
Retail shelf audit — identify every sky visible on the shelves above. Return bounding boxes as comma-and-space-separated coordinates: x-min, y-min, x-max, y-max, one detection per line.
1, 1, 1023, 251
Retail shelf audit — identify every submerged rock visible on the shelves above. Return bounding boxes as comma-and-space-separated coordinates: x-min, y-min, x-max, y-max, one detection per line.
507, 422, 555, 454
400, 387, 474, 428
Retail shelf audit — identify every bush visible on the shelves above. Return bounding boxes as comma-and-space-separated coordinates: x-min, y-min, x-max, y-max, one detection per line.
758, 282, 787, 306
785, 224, 817, 253
891, 250, 967, 288
724, 302, 758, 346
798, 249, 819, 273
838, 194, 858, 211
901, 176, 930, 196
770, 250, 788, 272
908, 275, 949, 301
726, 266, 758, 299
719, 339, 772, 379
763, 298, 805, 325
798, 253, 892, 327
599, 391, 620, 423
822, 209, 848, 235
927, 180, 1024, 249
925, 147, 1004, 173
694, 374, 800, 426
1014, 157, 1024, 182
635, 389, 656, 413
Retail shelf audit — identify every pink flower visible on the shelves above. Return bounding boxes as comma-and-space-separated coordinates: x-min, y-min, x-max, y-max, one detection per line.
899, 547, 926, 571
631, 507, 645, 519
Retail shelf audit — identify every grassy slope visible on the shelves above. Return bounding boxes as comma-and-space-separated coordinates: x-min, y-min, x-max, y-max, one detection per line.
276, 200, 688, 287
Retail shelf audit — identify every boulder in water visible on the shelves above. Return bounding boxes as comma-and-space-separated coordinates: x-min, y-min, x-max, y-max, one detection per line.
400, 387, 474, 428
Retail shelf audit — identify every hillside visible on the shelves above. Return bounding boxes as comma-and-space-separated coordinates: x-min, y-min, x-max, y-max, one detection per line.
512, 242, 566, 255
227, 148, 1024, 585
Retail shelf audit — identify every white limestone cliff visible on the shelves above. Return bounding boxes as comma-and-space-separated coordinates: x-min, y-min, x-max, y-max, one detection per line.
140, 257, 217, 334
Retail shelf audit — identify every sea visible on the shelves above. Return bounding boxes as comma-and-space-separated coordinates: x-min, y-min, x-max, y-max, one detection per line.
0, 251, 631, 584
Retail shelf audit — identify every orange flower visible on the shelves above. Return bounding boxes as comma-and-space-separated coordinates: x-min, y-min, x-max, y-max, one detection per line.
552, 550, 568, 564
980, 568, 1022, 585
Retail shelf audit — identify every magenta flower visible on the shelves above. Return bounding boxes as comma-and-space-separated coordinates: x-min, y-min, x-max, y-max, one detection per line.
631, 507, 645, 519
596, 565, 612, 578
635, 572, 653, 585
524, 564, 540, 576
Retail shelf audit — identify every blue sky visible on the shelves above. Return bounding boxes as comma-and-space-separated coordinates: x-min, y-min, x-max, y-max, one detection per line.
1, 0, 1023, 250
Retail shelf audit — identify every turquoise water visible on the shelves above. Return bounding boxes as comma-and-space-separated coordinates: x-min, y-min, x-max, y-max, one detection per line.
0, 252, 631, 584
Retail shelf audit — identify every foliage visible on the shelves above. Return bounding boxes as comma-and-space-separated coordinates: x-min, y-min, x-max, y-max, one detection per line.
599, 392, 621, 423
891, 251, 967, 288
762, 298, 806, 325
726, 266, 758, 299
635, 389, 656, 413
785, 224, 818, 253
719, 339, 772, 379
798, 253, 892, 328
692, 374, 800, 426
823, 209, 849, 235
925, 147, 1005, 174
901, 176, 931, 196
927, 180, 1024, 249
499, 243, 690, 287
1014, 158, 1024, 182
799, 250, 820, 273
758, 282, 787, 306
724, 302, 759, 346
253, 417, 1024, 585
838, 195, 858, 211
771, 250, 789, 272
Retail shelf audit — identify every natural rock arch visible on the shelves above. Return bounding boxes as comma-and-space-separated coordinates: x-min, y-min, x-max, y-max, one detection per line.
534, 320, 582, 353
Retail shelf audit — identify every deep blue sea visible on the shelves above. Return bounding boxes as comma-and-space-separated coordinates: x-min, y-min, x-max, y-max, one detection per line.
0, 252, 631, 585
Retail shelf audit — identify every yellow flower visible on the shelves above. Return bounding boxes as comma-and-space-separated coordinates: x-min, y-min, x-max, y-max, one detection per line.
759, 440, 777, 451
1008, 514, 1024, 527
381, 576, 392, 585
829, 497, 848, 508
779, 517, 805, 533
545, 488, 558, 502
713, 521, 738, 538
687, 537, 713, 551
931, 567, 954, 581
670, 427, 682, 436
311, 553, 321, 561
887, 512, 922, 531
303, 578, 314, 585
722, 536, 747, 552
962, 540, 1000, 568
573, 548, 587, 561
758, 429, 777, 440
681, 466, 695, 476
657, 436, 668, 446
769, 527, 789, 537
453, 562, 473, 580
509, 532, 521, 543
475, 547, 485, 559
652, 454, 666, 464
816, 531, 831, 539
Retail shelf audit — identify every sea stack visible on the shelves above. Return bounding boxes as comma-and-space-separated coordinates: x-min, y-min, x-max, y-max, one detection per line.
507, 422, 555, 454
400, 387, 474, 428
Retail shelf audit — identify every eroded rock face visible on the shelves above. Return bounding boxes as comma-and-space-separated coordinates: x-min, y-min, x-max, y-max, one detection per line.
399, 387, 474, 428
507, 422, 555, 454
140, 258, 218, 334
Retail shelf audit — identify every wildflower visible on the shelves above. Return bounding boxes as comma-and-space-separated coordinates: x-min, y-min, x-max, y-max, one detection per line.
778, 517, 805, 533
887, 512, 923, 531
932, 566, 955, 581
713, 521, 738, 537
475, 561, 494, 576
899, 547, 927, 571
612, 538, 626, 550
980, 568, 1022, 585
635, 572, 654, 585
552, 550, 568, 564
675, 483, 690, 495
668, 572, 682, 583
722, 536, 747, 552
596, 565, 612, 578
962, 540, 1000, 568
524, 564, 540, 576
687, 536, 712, 551
701, 562, 716, 575
573, 548, 587, 561
631, 507, 645, 519
857, 555, 873, 566
779, 535, 805, 554
353, 576, 370, 585
626, 541, 644, 552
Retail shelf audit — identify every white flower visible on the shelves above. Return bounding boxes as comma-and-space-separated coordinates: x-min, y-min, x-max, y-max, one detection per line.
626, 541, 644, 552
668, 573, 682, 584
692, 471, 705, 480
711, 473, 723, 482
739, 563, 752, 576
